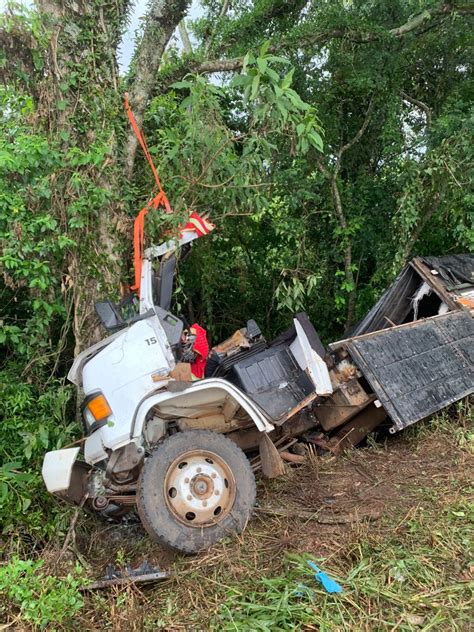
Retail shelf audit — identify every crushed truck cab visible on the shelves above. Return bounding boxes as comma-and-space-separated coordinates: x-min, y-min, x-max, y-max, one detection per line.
42, 223, 332, 553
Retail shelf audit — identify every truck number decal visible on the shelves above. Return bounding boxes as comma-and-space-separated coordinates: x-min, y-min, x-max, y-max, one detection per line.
145, 337, 157, 346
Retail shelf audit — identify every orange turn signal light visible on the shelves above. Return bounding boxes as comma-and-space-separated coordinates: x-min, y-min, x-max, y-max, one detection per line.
86, 394, 112, 421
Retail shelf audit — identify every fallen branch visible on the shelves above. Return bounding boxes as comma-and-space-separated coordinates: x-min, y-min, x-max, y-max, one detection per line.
279, 451, 305, 464
55, 495, 88, 567
83, 570, 170, 591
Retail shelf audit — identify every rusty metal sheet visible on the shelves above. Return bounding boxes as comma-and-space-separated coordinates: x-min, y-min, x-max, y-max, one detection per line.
259, 433, 286, 478
344, 312, 474, 432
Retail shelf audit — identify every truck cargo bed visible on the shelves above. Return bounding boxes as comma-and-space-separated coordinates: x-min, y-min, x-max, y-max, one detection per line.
331, 311, 474, 432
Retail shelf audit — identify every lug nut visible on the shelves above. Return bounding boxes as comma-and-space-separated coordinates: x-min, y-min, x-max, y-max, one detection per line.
202, 501, 207, 507
184, 477, 190, 483
197, 467, 202, 473
215, 490, 220, 496
211, 473, 217, 479
187, 495, 192, 500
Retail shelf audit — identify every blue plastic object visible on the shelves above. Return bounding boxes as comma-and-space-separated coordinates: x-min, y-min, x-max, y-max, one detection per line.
307, 560, 343, 594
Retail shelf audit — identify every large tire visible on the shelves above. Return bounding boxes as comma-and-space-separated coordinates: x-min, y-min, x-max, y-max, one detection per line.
136, 430, 256, 554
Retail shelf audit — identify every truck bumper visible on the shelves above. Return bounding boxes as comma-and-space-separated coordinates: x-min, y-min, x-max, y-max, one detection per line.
42, 448, 90, 505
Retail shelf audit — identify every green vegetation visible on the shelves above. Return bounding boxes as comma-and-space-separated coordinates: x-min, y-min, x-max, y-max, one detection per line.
80, 406, 472, 631
0, 557, 85, 628
0, 370, 76, 537
215, 503, 473, 631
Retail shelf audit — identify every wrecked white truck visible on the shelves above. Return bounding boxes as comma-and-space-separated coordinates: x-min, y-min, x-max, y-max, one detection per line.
42, 219, 334, 553
42, 217, 474, 554
42, 100, 474, 554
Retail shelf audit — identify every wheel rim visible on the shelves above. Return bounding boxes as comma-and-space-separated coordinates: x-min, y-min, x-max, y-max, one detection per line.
163, 449, 236, 528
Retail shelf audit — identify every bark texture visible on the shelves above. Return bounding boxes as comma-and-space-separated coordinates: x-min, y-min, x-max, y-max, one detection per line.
35, 0, 129, 352
124, 0, 191, 178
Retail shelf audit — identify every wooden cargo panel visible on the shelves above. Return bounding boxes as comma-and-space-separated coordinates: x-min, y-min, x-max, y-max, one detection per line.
344, 311, 474, 431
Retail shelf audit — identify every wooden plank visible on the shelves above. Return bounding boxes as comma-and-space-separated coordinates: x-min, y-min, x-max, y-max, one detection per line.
409, 257, 459, 311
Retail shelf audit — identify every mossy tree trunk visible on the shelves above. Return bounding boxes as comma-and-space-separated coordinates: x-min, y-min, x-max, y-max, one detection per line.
30, 0, 188, 353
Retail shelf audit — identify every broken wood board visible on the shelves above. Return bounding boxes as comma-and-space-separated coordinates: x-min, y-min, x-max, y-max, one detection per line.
338, 311, 474, 432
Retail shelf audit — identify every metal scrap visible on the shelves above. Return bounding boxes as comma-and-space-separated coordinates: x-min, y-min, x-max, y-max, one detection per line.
83, 561, 170, 590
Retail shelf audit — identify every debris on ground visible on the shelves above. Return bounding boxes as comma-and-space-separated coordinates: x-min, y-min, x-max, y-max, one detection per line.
84, 561, 170, 590
307, 560, 343, 594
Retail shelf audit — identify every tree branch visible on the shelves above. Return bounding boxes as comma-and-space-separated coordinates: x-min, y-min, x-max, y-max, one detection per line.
338, 95, 375, 160
124, 0, 191, 178
178, 19, 193, 54
203, 0, 230, 55
317, 95, 375, 328
400, 90, 432, 128
191, 56, 245, 73
162, 2, 470, 87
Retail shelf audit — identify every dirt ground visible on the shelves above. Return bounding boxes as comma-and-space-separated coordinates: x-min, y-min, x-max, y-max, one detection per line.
60, 414, 473, 630
79, 431, 469, 572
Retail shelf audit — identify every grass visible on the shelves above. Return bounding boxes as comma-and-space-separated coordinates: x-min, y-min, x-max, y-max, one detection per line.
2, 400, 473, 630
136, 501, 473, 631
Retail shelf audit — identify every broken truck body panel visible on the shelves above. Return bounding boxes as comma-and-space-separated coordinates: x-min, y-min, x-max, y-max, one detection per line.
317, 254, 474, 439
331, 311, 474, 433
352, 254, 474, 336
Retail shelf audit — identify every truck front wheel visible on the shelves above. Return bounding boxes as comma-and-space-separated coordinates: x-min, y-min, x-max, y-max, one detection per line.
136, 430, 256, 554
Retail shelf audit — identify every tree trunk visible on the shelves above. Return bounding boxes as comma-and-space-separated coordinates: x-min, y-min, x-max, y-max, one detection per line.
36, 0, 129, 352
124, 0, 191, 179
330, 176, 356, 329
31, 0, 191, 353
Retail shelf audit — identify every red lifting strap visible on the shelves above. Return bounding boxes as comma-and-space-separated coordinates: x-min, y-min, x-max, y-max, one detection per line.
124, 93, 172, 292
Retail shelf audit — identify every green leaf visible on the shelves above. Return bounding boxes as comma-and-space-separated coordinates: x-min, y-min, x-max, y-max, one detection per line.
273, 84, 283, 98
0, 482, 7, 504
276, 99, 288, 123
242, 52, 255, 72
230, 74, 250, 88
257, 58, 267, 75
170, 80, 192, 90
260, 40, 271, 57
308, 131, 324, 152
265, 67, 280, 82
250, 75, 260, 100
1, 462, 23, 473
56, 100, 67, 111
281, 68, 294, 89
265, 55, 290, 65
286, 89, 308, 110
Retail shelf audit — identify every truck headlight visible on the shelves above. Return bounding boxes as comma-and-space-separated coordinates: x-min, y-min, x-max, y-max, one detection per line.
81, 392, 112, 427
